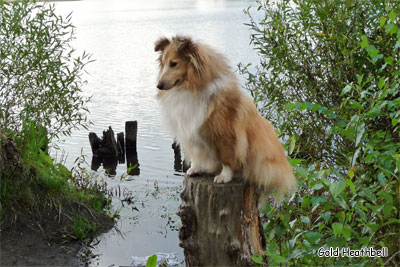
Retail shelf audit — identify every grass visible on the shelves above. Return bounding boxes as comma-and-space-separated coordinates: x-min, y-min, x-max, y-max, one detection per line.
70, 216, 101, 241
0, 125, 113, 241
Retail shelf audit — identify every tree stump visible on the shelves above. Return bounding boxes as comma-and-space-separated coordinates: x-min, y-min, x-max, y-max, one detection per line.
178, 175, 266, 266
88, 126, 118, 158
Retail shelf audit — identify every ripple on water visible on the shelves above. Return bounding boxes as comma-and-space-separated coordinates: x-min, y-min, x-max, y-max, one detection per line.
53, 0, 261, 265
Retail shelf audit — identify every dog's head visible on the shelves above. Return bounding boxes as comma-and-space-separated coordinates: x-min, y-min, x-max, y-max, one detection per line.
154, 35, 207, 91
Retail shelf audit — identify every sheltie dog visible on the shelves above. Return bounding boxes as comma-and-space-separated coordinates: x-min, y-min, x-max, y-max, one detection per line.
155, 35, 296, 198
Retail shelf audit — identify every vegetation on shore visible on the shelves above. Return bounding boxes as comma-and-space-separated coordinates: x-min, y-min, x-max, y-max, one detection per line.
242, 0, 399, 266
0, 0, 112, 243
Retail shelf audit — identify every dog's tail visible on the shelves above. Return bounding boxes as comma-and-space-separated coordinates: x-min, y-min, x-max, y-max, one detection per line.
245, 158, 297, 203
240, 118, 297, 202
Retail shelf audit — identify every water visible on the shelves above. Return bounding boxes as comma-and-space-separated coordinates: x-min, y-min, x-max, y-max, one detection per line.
52, 0, 261, 265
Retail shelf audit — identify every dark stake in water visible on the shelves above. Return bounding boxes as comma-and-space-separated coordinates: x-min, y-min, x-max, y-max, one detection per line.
53, 0, 261, 265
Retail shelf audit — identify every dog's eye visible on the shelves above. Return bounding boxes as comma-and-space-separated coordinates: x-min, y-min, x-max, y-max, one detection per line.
170, 61, 178, 68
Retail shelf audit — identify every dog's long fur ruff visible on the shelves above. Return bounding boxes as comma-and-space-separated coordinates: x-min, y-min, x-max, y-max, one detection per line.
155, 35, 296, 197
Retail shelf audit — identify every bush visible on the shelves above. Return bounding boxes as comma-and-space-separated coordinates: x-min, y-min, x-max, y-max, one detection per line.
0, 1, 110, 234
243, 0, 400, 265
241, 0, 399, 166
0, 0, 91, 141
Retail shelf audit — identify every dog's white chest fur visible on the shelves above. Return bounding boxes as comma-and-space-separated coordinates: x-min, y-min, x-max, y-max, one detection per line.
157, 76, 228, 145
158, 89, 208, 144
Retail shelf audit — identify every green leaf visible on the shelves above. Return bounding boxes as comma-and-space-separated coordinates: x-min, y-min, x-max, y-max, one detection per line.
350, 101, 363, 109
378, 190, 392, 203
288, 250, 304, 260
351, 148, 360, 167
348, 170, 354, 179
341, 84, 352, 96
385, 23, 398, 34
274, 225, 285, 237
300, 216, 311, 224
251, 254, 265, 264
380, 16, 387, 27
289, 219, 297, 228
305, 232, 323, 243
383, 205, 393, 217
392, 118, 399, 126
367, 223, 379, 234
360, 35, 368, 48
289, 159, 302, 166
382, 219, 400, 227
326, 237, 346, 248
335, 197, 349, 210
372, 53, 384, 63
343, 226, 351, 239
378, 77, 386, 89
332, 222, 344, 237
355, 123, 365, 146
320, 211, 331, 222
289, 135, 296, 155
388, 11, 397, 22
270, 254, 287, 263
311, 196, 328, 206
385, 56, 394, 65
365, 45, 379, 58
360, 236, 371, 245
301, 197, 311, 209
310, 183, 324, 191
330, 181, 346, 198
345, 179, 355, 193
146, 255, 157, 267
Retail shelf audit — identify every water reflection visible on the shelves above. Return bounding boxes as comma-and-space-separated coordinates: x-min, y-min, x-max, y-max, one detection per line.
53, 0, 260, 265
90, 156, 120, 176
90, 141, 141, 176
172, 141, 188, 174
126, 146, 140, 176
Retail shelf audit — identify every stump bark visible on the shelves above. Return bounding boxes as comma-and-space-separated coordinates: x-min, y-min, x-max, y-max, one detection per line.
178, 175, 266, 266
88, 126, 118, 158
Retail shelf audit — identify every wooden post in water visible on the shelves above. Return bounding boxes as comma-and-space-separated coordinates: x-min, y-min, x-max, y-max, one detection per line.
125, 121, 137, 149
117, 132, 125, 164
88, 126, 118, 158
125, 121, 140, 175
178, 175, 266, 266
88, 127, 125, 174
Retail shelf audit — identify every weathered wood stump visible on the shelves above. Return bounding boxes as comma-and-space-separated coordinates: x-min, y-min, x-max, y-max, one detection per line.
117, 132, 125, 163
89, 126, 118, 158
178, 175, 266, 266
125, 121, 137, 149
125, 121, 140, 175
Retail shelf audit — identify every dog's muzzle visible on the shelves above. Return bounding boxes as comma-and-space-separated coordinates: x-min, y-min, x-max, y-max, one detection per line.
157, 82, 165, 90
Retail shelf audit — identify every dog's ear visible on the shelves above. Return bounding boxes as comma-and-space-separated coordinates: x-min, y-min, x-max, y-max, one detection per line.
154, 37, 170, 52
175, 36, 196, 55
174, 36, 205, 73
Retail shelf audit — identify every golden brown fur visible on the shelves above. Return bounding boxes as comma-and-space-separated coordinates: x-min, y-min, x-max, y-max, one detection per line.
155, 35, 296, 197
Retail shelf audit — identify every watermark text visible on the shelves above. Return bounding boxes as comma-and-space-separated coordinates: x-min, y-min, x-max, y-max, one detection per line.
318, 247, 388, 258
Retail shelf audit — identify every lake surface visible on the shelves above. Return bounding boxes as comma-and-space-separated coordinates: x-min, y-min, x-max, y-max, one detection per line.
53, 0, 261, 265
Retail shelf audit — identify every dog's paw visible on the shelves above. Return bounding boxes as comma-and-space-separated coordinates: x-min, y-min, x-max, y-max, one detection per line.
186, 167, 200, 176
213, 174, 232, 184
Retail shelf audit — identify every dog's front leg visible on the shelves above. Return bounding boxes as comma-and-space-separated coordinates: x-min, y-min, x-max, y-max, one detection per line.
214, 164, 233, 183
184, 143, 219, 176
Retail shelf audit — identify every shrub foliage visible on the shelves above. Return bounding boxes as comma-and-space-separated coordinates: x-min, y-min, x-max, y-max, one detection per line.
242, 0, 400, 265
0, 0, 91, 141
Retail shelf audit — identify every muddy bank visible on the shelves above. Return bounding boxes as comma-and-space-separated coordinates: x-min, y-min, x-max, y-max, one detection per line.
1, 202, 114, 267
1, 227, 81, 266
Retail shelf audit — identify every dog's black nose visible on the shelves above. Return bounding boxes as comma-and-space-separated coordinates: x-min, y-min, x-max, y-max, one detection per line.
157, 82, 164, 90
